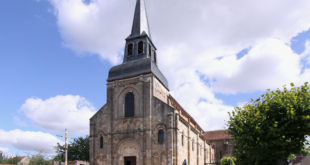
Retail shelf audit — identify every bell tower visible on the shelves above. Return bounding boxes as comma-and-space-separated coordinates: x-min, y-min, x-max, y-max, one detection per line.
90, 1, 214, 165
108, 0, 168, 89
123, 0, 156, 64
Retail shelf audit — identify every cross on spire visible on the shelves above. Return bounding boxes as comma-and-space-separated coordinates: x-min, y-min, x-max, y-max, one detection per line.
130, 0, 151, 38
108, 0, 169, 90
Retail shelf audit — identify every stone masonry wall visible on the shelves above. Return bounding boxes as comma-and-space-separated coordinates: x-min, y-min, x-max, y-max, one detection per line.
90, 74, 214, 165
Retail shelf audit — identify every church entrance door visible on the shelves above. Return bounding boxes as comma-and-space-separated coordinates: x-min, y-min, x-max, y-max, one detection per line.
124, 156, 136, 165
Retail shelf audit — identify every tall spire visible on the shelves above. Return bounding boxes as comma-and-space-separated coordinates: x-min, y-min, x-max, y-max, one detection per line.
131, 0, 151, 38
107, 0, 169, 90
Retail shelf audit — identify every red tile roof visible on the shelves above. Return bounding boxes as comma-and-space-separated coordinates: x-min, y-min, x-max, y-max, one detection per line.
203, 129, 232, 141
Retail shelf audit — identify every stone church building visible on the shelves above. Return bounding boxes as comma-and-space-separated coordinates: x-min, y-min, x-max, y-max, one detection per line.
89, 0, 215, 164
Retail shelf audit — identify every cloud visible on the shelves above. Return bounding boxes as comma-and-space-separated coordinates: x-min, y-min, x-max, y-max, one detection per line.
48, 0, 134, 64
20, 95, 96, 136
47, 0, 310, 130
0, 129, 62, 154
0, 147, 15, 157
0, 146, 9, 153
167, 66, 234, 130
208, 38, 302, 93
196, 102, 233, 130
48, 0, 310, 62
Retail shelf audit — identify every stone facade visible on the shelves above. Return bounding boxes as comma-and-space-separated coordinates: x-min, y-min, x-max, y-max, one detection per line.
204, 130, 233, 164
89, 74, 215, 165
89, 0, 215, 164
17, 157, 30, 165
68, 160, 90, 165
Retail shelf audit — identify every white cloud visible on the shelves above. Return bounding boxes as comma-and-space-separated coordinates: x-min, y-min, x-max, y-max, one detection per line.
48, 0, 134, 64
48, 0, 310, 63
0, 129, 62, 154
208, 38, 302, 93
0, 147, 15, 158
196, 102, 233, 130
20, 95, 96, 136
167, 66, 234, 130
47, 0, 310, 130
0, 146, 9, 153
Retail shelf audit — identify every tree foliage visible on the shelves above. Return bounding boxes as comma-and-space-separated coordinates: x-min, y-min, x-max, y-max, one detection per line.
54, 136, 89, 162
0, 151, 21, 164
220, 156, 236, 165
29, 153, 52, 165
228, 82, 310, 165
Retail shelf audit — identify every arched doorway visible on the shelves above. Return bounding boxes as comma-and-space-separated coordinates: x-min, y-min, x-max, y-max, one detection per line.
117, 140, 141, 165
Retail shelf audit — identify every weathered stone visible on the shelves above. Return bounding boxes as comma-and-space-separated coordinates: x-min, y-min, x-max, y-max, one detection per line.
90, 75, 215, 165
89, 0, 215, 164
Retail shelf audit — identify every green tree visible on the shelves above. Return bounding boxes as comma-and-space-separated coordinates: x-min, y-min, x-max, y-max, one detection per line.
0, 151, 5, 164
54, 136, 89, 162
0, 151, 21, 164
228, 82, 310, 165
7, 157, 21, 165
29, 153, 51, 165
220, 157, 236, 165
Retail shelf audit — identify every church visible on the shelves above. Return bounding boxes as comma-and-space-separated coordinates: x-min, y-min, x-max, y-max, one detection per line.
89, 0, 215, 164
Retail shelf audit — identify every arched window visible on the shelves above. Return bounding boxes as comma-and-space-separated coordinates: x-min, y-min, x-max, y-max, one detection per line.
100, 136, 104, 149
138, 41, 144, 55
127, 43, 133, 56
148, 44, 151, 57
192, 140, 194, 151
181, 132, 184, 146
158, 129, 164, 144
125, 92, 134, 117
154, 51, 157, 63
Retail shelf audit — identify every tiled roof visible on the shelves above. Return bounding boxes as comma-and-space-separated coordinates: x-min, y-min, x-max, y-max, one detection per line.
203, 129, 232, 141
168, 95, 204, 133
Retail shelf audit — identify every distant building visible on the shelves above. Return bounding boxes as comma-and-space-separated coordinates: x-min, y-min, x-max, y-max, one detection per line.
290, 156, 310, 165
53, 160, 89, 165
68, 160, 89, 165
17, 156, 30, 165
204, 130, 233, 164
52, 161, 64, 165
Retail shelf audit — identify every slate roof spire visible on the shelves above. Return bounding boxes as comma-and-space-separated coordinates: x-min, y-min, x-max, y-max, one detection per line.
131, 0, 151, 38
108, 0, 169, 90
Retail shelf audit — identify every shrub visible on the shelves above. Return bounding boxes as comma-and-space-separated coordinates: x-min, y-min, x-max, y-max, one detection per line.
220, 156, 236, 165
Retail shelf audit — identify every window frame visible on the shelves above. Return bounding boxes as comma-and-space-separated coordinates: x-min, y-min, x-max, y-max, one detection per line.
192, 140, 195, 151
181, 132, 184, 146
138, 41, 144, 55
148, 44, 151, 57
153, 50, 157, 63
100, 136, 104, 149
124, 92, 135, 117
127, 43, 133, 56
158, 129, 164, 144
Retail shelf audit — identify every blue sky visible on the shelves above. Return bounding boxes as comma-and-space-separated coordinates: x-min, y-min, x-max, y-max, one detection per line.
0, 0, 310, 156
0, 0, 111, 155
0, 0, 108, 128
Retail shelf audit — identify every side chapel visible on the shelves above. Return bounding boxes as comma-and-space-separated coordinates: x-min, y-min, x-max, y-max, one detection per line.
89, 0, 215, 164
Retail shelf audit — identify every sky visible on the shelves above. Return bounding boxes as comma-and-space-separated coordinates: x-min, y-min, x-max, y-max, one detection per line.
0, 0, 310, 156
